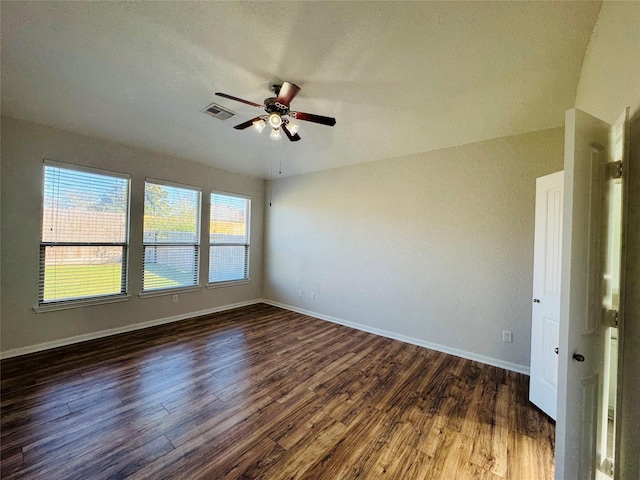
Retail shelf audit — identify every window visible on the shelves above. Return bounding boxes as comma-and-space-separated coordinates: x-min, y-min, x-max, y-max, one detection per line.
39, 161, 130, 305
143, 180, 201, 292
209, 192, 250, 284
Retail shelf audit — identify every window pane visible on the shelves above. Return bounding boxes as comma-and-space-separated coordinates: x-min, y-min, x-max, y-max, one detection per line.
41, 246, 125, 302
209, 193, 250, 283
143, 181, 201, 291
210, 194, 249, 243
143, 246, 199, 290
144, 183, 200, 242
209, 245, 248, 283
40, 164, 129, 304
43, 166, 128, 243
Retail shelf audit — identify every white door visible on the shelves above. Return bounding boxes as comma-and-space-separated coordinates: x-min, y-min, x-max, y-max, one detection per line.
555, 107, 629, 480
529, 170, 564, 420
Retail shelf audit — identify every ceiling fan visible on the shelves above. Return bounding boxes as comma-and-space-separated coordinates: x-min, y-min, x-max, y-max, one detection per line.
215, 81, 336, 142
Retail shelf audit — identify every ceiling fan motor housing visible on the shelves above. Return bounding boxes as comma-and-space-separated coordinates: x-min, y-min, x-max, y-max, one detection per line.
264, 97, 289, 116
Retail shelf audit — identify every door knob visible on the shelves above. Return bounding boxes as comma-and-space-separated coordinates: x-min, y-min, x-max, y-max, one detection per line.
573, 353, 585, 362
533, 299, 540, 303
554, 347, 559, 354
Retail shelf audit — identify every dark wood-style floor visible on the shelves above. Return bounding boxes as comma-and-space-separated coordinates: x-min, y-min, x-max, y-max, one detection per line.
1, 304, 555, 479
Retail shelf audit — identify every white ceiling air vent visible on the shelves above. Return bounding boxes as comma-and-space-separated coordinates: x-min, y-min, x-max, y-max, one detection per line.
202, 102, 236, 120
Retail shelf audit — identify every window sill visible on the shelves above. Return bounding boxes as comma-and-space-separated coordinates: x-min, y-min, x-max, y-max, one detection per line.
138, 286, 201, 299
207, 279, 250, 289
34, 295, 131, 313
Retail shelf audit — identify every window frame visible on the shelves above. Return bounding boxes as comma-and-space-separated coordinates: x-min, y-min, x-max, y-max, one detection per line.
141, 178, 202, 295
208, 190, 251, 287
35, 159, 131, 311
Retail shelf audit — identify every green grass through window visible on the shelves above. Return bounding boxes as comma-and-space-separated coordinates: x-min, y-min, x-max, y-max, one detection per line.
42, 264, 180, 301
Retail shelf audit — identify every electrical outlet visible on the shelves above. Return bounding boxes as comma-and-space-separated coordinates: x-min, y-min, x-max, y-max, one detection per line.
503, 330, 513, 343
172, 294, 178, 303
311, 292, 316, 300
298, 289, 303, 298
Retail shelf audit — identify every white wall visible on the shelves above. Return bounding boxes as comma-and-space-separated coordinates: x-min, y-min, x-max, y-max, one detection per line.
0, 117, 264, 355
264, 127, 564, 372
574, 2, 640, 479
575, 1, 640, 124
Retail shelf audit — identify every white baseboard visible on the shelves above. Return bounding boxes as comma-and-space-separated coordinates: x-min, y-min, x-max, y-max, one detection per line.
0, 299, 262, 360
262, 299, 530, 375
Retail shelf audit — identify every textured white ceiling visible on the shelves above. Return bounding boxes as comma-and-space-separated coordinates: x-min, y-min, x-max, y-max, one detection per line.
1, 1, 601, 179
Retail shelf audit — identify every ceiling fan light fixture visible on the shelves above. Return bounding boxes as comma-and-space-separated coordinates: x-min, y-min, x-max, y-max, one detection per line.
252, 118, 266, 133
270, 128, 282, 141
268, 112, 282, 129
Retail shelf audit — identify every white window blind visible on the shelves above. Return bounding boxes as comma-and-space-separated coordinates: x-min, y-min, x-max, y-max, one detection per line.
40, 162, 130, 304
209, 192, 250, 283
143, 180, 201, 291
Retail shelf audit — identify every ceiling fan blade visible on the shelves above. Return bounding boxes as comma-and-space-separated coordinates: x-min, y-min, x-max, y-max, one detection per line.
233, 117, 264, 130
215, 92, 263, 108
290, 111, 336, 127
276, 81, 301, 107
282, 124, 301, 142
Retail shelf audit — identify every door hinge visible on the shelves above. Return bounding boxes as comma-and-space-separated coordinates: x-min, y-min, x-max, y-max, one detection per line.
607, 161, 623, 179
600, 456, 615, 478
605, 309, 619, 328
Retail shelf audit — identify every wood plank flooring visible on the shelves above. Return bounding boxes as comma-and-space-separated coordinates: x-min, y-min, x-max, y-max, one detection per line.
1, 303, 555, 479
